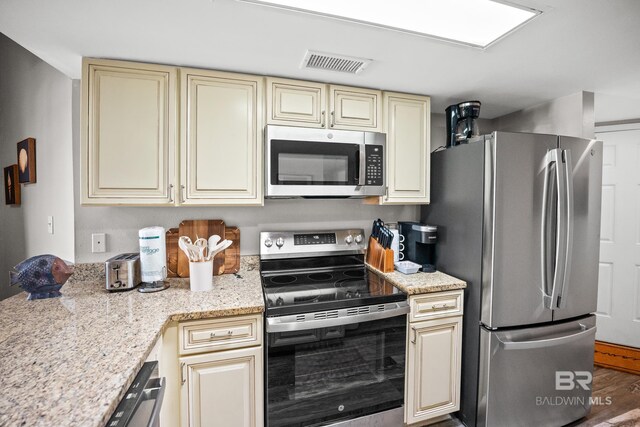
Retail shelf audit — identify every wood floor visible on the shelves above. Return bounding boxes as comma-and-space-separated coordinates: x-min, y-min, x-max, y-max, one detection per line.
569, 366, 640, 427
423, 367, 640, 427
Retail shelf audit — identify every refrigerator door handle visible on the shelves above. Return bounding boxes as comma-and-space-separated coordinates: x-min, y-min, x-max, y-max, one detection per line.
541, 151, 554, 307
541, 148, 566, 309
549, 148, 568, 309
496, 324, 596, 350
556, 149, 574, 309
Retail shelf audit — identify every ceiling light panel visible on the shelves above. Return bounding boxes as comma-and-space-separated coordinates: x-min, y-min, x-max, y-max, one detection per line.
240, 0, 539, 48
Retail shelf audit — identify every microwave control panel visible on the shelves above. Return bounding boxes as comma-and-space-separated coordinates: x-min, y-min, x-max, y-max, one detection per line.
365, 145, 384, 186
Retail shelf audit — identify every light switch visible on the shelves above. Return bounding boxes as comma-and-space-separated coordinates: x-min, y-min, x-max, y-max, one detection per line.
47, 216, 54, 234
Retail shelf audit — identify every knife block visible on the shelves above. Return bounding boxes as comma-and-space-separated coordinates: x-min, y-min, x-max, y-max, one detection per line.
366, 236, 395, 273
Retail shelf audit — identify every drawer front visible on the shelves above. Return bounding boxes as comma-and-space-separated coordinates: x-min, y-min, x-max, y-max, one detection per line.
179, 314, 263, 355
410, 290, 463, 322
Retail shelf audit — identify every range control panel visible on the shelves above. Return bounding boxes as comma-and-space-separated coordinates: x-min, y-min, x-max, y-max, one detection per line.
294, 233, 337, 245
260, 229, 365, 259
365, 145, 384, 186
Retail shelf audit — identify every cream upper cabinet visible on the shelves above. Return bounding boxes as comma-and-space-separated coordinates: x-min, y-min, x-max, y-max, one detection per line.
406, 291, 463, 425
266, 79, 382, 132
329, 85, 382, 132
180, 346, 263, 427
180, 69, 263, 206
381, 92, 431, 205
266, 78, 326, 128
81, 58, 177, 205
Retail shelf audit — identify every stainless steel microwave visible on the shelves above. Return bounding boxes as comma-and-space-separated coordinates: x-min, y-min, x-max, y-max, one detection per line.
265, 125, 386, 198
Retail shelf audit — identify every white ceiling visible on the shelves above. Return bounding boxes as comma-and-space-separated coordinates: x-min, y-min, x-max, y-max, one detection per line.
1, 0, 640, 120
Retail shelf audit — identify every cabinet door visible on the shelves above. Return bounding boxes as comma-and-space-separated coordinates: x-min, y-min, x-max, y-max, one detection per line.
382, 92, 430, 204
329, 85, 382, 131
181, 69, 263, 205
81, 58, 177, 205
266, 78, 326, 128
406, 316, 462, 424
181, 346, 263, 427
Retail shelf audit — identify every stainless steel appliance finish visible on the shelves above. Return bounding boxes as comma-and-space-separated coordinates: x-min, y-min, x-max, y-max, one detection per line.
478, 316, 596, 427
106, 361, 166, 427
423, 131, 602, 427
105, 253, 141, 291
261, 228, 408, 427
265, 125, 386, 198
260, 229, 365, 260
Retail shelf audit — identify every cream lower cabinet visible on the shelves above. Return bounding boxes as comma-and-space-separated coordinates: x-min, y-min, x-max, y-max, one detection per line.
266, 78, 382, 132
381, 92, 431, 205
81, 58, 177, 205
177, 314, 263, 427
405, 291, 463, 425
180, 346, 263, 427
180, 69, 263, 205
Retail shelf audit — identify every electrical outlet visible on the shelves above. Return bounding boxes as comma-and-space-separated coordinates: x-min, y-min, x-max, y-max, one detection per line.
47, 216, 54, 234
92, 233, 106, 253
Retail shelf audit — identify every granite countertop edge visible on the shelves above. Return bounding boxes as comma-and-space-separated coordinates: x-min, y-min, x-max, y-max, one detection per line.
365, 263, 467, 295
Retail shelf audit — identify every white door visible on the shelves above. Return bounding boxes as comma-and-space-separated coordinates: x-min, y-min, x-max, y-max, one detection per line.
595, 127, 640, 348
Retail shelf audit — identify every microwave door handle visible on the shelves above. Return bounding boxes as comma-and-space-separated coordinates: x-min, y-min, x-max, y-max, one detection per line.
358, 142, 366, 186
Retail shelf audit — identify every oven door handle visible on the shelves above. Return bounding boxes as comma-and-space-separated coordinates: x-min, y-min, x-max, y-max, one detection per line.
266, 303, 409, 333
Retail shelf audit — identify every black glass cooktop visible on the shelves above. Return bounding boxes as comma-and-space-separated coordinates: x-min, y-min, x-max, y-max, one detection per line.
261, 263, 406, 316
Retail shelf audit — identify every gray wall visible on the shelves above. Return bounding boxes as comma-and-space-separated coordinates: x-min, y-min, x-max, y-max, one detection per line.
71, 84, 419, 263
489, 91, 595, 139
0, 34, 75, 300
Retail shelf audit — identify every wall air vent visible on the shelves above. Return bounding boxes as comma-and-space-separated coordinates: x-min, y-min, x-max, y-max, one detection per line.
301, 50, 371, 74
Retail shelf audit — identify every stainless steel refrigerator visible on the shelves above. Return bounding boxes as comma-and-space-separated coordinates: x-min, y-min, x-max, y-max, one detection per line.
422, 131, 602, 427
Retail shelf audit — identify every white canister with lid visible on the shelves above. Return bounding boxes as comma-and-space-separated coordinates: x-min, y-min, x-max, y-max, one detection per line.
138, 226, 167, 283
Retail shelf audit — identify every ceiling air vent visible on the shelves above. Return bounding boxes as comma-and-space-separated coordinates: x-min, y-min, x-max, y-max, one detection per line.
301, 50, 371, 74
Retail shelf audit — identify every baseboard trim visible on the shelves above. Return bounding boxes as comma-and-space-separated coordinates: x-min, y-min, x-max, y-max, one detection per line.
594, 341, 640, 375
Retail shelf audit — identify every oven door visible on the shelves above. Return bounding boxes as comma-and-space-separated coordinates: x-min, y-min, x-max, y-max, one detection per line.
265, 309, 407, 427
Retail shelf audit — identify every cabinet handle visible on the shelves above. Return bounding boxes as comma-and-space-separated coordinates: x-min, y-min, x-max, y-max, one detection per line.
330, 111, 335, 128
321, 110, 326, 127
410, 326, 417, 344
432, 303, 452, 311
180, 185, 186, 203
180, 362, 186, 385
168, 184, 174, 203
209, 330, 234, 339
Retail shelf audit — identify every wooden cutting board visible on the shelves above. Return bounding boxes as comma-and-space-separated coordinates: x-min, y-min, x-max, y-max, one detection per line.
177, 220, 226, 277
224, 227, 240, 274
166, 228, 180, 277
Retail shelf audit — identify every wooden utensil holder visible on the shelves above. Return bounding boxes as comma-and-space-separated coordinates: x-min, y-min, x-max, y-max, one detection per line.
366, 236, 395, 273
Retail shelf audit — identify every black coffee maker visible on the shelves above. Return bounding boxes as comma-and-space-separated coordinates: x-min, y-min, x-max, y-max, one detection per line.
445, 100, 481, 148
398, 221, 438, 272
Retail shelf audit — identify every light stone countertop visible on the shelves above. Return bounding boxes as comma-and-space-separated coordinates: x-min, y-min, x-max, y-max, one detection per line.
0, 256, 263, 427
0, 255, 465, 427
366, 264, 467, 294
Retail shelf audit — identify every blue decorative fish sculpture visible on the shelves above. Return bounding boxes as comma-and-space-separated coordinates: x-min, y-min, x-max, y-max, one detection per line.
9, 255, 74, 300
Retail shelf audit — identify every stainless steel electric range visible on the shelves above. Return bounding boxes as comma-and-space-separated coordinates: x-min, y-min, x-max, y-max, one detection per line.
260, 229, 409, 427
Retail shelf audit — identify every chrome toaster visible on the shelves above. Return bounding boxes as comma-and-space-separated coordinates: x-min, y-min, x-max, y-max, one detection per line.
105, 253, 141, 291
